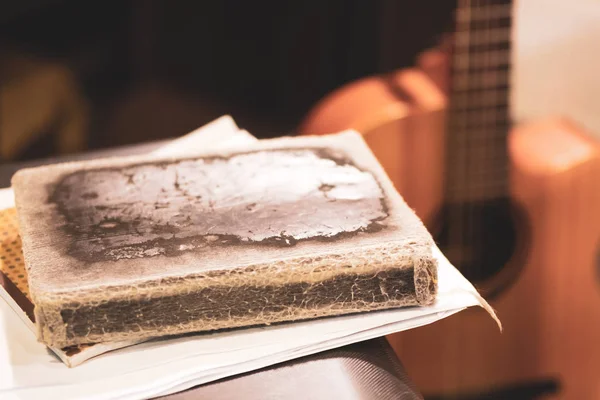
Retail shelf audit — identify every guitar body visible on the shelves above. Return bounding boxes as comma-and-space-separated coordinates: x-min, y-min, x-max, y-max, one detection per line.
395, 117, 600, 400
299, 54, 600, 399
299, 67, 448, 228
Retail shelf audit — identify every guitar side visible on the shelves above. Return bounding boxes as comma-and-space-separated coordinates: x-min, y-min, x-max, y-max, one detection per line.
299, 70, 600, 399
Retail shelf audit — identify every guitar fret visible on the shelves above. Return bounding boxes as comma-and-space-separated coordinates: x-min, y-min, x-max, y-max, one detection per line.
450, 120, 511, 131
448, 156, 509, 167
453, 83, 510, 94
451, 110, 510, 121
454, 28, 511, 47
447, 181, 509, 190
445, 0, 514, 202
455, 21, 512, 34
452, 62, 510, 74
459, 40, 511, 54
455, 3, 512, 21
451, 87, 509, 95
451, 156, 510, 166
449, 174, 510, 186
450, 142, 510, 154
453, 50, 511, 69
449, 131, 510, 142
450, 103, 509, 113
450, 113, 510, 122
448, 162, 510, 177
451, 154, 510, 166
450, 89, 510, 108
448, 174, 510, 186
451, 132, 511, 145
451, 140, 509, 153
448, 165, 510, 177
450, 132, 511, 142
447, 184, 510, 195
447, 167, 510, 195
452, 84, 510, 93
450, 116, 510, 126
452, 70, 510, 90
446, 183, 509, 202
456, 0, 512, 7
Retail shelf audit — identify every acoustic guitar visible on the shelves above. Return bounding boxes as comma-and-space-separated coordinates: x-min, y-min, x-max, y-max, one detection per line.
299, 0, 600, 399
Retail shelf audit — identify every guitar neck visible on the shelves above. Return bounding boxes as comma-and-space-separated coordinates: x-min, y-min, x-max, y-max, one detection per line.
445, 0, 513, 203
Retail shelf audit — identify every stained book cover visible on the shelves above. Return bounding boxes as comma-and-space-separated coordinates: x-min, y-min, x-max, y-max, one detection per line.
11, 131, 438, 349
0, 115, 249, 367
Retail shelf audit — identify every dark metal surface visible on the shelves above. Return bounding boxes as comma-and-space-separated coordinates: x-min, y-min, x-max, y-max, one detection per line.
1, 141, 422, 400
158, 338, 422, 400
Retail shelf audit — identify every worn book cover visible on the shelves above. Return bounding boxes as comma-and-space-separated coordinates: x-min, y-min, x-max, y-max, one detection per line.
12, 130, 438, 349
0, 115, 251, 366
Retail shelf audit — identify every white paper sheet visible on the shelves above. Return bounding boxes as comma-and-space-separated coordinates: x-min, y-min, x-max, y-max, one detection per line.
0, 116, 499, 400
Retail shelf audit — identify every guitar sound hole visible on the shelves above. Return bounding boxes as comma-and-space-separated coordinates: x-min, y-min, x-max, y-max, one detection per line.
433, 197, 529, 300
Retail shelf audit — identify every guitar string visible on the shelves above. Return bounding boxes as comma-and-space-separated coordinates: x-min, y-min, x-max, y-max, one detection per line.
451, 0, 512, 281
449, 0, 469, 358
456, 0, 470, 269
473, 0, 487, 281
468, 0, 483, 279
452, 0, 470, 270
492, 0, 512, 282
480, 0, 510, 281
480, 0, 493, 280
467, 0, 479, 277
479, 0, 493, 280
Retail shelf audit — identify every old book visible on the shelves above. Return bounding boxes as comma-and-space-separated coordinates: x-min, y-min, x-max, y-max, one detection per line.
0, 115, 254, 366
11, 130, 437, 348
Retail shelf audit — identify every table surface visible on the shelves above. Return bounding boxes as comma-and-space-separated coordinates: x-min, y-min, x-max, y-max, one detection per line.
0, 142, 423, 400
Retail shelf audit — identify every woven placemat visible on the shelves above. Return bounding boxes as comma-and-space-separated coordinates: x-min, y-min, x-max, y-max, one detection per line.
0, 208, 30, 299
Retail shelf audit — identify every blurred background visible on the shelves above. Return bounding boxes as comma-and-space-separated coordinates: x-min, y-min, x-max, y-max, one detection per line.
1, 1, 599, 399
2, 1, 599, 159
0, 0, 455, 161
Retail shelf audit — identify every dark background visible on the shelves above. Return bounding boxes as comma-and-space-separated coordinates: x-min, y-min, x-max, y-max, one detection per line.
0, 0, 455, 161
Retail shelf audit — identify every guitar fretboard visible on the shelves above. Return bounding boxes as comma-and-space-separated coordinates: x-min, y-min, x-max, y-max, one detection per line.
446, 0, 513, 202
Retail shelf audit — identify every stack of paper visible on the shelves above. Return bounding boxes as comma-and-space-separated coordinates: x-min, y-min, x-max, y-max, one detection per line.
0, 116, 499, 400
